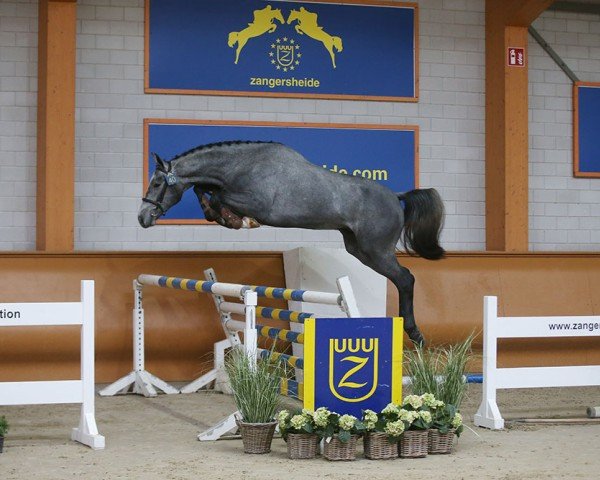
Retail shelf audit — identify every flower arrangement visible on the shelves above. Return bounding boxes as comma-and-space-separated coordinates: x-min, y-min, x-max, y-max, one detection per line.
312, 407, 364, 443
278, 408, 320, 459
431, 403, 464, 437
399, 394, 434, 431
361, 407, 403, 459
277, 409, 316, 441
362, 407, 405, 442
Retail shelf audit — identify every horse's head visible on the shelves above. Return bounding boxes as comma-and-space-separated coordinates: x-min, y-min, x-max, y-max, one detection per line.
287, 9, 299, 24
273, 8, 285, 24
138, 153, 185, 228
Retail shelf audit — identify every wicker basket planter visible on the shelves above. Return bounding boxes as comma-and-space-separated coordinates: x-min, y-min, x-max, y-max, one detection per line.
399, 430, 429, 458
323, 434, 359, 461
236, 420, 277, 454
286, 433, 320, 459
363, 432, 398, 460
428, 428, 455, 454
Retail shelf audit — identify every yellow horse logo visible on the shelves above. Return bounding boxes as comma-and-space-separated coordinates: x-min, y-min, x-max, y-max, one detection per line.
287, 7, 343, 69
228, 5, 285, 64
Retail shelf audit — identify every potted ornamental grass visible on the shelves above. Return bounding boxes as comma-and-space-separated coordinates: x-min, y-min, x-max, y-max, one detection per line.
224, 347, 283, 454
314, 408, 364, 461
404, 333, 475, 407
0, 415, 8, 453
362, 407, 405, 460
404, 335, 473, 455
277, 409, 320, 459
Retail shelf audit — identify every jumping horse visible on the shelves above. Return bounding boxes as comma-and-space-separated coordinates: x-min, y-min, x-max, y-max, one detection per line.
138, 141, 445, 346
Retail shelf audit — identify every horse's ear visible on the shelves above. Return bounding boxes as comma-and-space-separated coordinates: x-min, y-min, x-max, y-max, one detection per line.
151, 152, 167, 170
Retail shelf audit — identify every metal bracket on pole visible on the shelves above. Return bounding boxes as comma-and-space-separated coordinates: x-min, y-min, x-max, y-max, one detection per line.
99, 280, 180, 397
528, 25, 580, 83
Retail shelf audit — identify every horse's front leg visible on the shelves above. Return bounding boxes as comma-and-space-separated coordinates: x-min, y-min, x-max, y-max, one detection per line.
295, 25, 303, 35
327, 45, 336, 69
193, 187, 230, 227
268, 24, 277, 33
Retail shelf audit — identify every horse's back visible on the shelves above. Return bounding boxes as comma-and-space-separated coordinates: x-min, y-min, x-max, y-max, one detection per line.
219, 142, 402, 231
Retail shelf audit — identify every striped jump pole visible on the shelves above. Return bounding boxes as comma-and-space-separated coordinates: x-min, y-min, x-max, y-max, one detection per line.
225, 319, 305, 344
219, 301, 315, 324
137, 274, 343, 306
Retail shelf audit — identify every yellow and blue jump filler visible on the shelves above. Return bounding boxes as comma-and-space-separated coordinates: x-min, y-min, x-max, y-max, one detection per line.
303, 317, 403, 417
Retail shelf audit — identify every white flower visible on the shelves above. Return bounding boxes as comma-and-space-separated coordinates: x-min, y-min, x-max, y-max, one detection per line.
313, 407, 330, 427
419, 411, 433, 423
363, 409, 378, 431
338, 414, 357, 431
402, 394, 423, 409
277, 409, 290, 427
399, 409, 419, 423
301, 409, 314, 419
421, 394, 444, 409
381, 403, 400, 415
420, 393, 437, 407
452, 412, 463, 428
363, 409, 378, 423
384, 420, 405, 437
290, 414, 308, 429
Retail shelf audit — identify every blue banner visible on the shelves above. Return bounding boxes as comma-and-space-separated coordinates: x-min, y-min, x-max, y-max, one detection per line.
303, 317, 403, 417
147, 0, 417, 100
575, 83, 600, 177
145, 120, 418, 223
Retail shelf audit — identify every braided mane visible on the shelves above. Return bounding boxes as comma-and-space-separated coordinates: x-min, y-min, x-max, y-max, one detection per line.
171, 140, 278, 161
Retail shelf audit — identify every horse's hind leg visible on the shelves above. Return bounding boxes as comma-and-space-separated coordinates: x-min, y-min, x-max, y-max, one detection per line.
341, 229, 424, 346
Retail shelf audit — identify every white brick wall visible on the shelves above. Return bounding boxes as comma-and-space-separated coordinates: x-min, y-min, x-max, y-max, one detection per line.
529, 9, 600, 251
0, 0, 37, 250
0, 1, 596, 252
73, 0, 487, 251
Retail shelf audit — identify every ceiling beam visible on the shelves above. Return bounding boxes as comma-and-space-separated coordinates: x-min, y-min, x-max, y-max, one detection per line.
549, 1, 600, 15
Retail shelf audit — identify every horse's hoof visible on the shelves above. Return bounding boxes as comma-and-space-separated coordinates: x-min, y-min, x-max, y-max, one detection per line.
408, 328, 426, 348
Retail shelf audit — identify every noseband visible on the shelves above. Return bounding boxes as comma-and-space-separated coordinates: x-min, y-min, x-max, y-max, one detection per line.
142, 162, 178, 217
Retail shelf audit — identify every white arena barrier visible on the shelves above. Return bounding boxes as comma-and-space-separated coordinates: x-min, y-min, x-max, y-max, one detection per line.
0, 280, 105, 449
474, 295, 600, 430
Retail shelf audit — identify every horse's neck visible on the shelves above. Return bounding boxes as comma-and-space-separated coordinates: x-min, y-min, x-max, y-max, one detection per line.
172, 151, 229, 186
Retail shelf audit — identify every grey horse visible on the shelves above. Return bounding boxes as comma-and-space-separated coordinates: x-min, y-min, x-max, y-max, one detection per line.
138, 141, 445, 345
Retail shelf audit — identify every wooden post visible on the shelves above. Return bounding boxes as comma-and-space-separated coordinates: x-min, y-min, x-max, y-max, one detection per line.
36, 0, 77, 252
485, 0, 555, 251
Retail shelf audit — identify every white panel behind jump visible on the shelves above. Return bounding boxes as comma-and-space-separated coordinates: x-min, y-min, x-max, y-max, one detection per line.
284, 247, 384, 316
0, 281, 105, 449
284, 247, 379, 380
474, 296, 600, 430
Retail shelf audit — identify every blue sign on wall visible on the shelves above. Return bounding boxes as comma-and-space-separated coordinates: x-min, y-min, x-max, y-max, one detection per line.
303, 317, 403, 417
144, 120, 418, 224
146, 0, 417, 101
574, 82, 600, 178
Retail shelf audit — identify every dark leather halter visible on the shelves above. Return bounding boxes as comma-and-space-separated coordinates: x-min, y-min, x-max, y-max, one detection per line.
142, 162, 178, 218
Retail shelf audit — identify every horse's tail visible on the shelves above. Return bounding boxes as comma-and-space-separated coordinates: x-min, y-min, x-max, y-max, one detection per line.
397, 188, 445, 260
333, 36, 343, 52
228, 31, 238, 47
